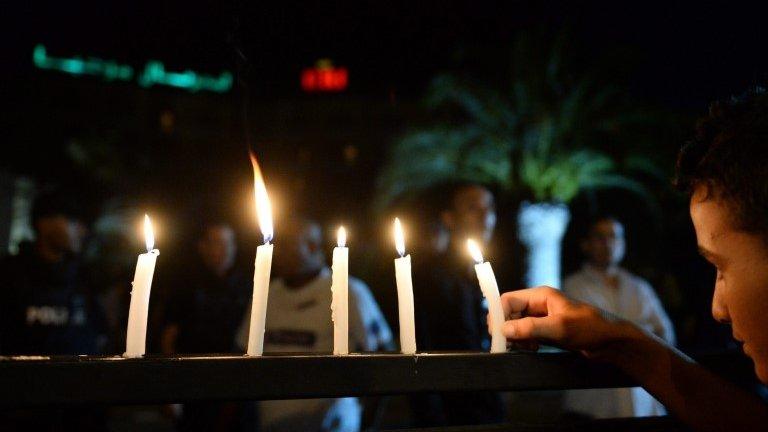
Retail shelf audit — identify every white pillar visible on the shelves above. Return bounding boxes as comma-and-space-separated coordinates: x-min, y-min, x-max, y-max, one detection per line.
517, 202, 570, 289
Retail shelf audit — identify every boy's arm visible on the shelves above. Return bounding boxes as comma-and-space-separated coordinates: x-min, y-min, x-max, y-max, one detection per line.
501, 287, 768, 432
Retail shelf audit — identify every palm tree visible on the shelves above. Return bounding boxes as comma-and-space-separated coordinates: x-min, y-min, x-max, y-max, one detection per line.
377, 31, 659, 287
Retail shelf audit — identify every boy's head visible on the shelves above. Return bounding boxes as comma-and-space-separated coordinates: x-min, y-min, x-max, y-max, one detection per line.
676, 89, 768, 382
580, 216, 625, 270
31, 189, 85, 258
195, 220, 237, 277
439, 182, 497, 245
272, 216, 325, 280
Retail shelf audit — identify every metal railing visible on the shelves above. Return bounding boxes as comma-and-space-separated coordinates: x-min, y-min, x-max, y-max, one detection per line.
0, 350, 753, 431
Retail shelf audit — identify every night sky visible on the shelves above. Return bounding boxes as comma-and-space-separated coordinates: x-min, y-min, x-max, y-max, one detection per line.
4, 0, 768, 226
3, 1, 767, 101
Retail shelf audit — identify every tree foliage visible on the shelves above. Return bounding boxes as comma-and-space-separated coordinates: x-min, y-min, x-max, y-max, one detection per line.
377, 30, 660, 208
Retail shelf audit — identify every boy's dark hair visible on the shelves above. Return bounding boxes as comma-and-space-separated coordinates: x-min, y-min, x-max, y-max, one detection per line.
434, 181, 494, 212
583, 214, 622, 238
193, 218, 233, 240
192, 209, 234, 241
675, 88, 768, 236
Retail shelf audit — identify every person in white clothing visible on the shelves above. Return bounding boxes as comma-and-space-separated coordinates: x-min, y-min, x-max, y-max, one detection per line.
562, 216, 675, 419
235, 216, 393, 432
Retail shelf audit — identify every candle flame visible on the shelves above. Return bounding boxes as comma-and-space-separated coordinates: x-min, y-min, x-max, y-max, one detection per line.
144, 214, 154, 252
337, 226, 347, 248
394, 217, 406, 257
467, 238, 484, 264
250, 151, 274, 243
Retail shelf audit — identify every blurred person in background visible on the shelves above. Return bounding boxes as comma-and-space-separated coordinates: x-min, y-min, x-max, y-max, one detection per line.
0, 189, 107, 430
160, 218, 252, 431
236, 216, 393, 432
411, 182, 506, 427
160, 219, 250, 354
0, 189, 106, 354
562, 215, 675, 418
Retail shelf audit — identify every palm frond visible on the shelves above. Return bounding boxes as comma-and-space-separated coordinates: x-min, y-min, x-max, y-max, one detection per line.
376, 28, 661, 209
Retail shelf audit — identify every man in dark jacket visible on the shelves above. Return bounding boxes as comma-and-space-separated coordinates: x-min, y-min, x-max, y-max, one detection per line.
412, 182, 506, 426
0, 190, 105, 355
159, 219, 252, 432
0, 189, 107, 430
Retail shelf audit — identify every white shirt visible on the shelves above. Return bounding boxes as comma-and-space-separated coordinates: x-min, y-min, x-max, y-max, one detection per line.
562, 264, 676, 419
235, 268, 392, 432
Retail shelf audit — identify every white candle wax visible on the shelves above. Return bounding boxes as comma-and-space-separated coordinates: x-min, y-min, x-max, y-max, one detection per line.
393, 217, 416, 354
247, 242, 273, 356
247, 151, 275, 357
474, 262, 506, 353
394, 254, 417, 354
124, 215, 159, 358
331, 228, 349, 355
467, 239, 506, 353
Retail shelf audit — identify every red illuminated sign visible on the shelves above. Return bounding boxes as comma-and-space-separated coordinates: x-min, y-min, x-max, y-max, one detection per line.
301, 59, 348, 92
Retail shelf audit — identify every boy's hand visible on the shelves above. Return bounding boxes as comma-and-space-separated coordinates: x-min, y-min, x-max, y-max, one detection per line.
500, 286, 641, 359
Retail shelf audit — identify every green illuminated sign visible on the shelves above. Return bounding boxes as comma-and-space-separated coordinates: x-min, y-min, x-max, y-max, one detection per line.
33, 44, 133, 81
32, 44, 233, 93
137, 61, 232, 93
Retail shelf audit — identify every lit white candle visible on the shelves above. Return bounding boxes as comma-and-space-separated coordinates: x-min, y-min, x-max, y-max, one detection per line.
393, 218, 417, 354
467, 239, 506, 353
124, 214, 159, 358
246, 152, 274, 356
331, 226, 349, 355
